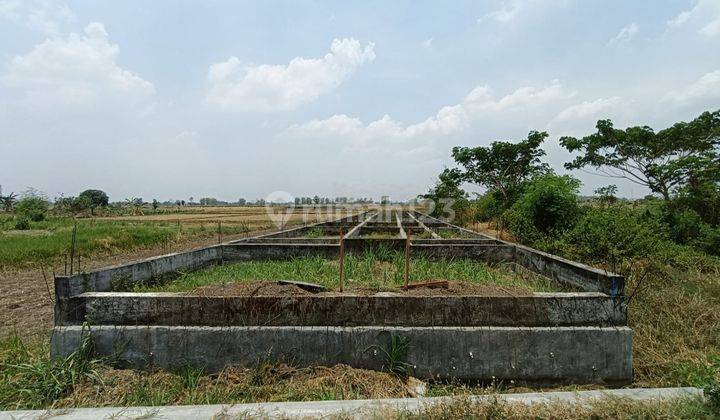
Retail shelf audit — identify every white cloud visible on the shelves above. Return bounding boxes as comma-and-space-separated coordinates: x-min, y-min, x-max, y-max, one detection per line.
608, 23, 639, 46
478, 1, 522, 23
2, 22, 155, 111
667, 0, 720, 37
0, 0, 73, 34
206, 38, 375, 112
422, 37, 433, 49
550, 97, 622, 123
288, 80, 572, 143
663, 69, 720, 106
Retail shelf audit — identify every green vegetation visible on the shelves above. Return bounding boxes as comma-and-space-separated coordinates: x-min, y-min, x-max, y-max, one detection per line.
0, 218, 250, 269
135, 252, 559, 293
304, 227, 325, 238
421, 108, 720, 392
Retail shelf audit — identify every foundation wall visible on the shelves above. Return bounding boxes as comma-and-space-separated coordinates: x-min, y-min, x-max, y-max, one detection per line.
61, 292, 626, 327
51, 325, 633, 384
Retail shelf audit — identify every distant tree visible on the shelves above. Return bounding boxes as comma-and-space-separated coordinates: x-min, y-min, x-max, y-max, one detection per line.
560, 109, 720, 201
238, 198, 246, 206
452, 131, 550, 205
15, 190, 50, 222
152, 199, 159, 211
419, 168, 468, 219
313, 195, 320, 205
0, 186, 17, 212
594, 185, 618, 204
78, 189, 109, 215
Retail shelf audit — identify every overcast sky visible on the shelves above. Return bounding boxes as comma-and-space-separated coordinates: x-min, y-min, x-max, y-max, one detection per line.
1, 0, 719, 202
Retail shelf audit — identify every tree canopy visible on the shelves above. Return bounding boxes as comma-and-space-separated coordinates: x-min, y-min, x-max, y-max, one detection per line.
78, 189, 109, 214
451, 131, 550, 202
560, 109, 719, 200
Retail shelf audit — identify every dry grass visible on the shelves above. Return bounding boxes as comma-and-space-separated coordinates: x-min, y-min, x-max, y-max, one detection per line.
55, 364, 411, 408
365, 395, 717, 419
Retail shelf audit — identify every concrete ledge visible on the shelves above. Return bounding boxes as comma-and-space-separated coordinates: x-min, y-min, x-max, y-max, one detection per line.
513, 244, 624, 296
222, 243, 339, 261
51, 325, 633, 383
64, 292, 626, 327
54, 246, 222, 299
411, 244, 515, 263
0, 387, 702, 419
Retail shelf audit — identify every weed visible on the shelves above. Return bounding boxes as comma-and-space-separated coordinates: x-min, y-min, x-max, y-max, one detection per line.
376, 335, 413, 376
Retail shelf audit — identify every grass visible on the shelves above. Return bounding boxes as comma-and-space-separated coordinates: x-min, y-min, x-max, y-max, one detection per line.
134, 251, 560, 293
0, 217, 256, 269
369, 395, 719, 419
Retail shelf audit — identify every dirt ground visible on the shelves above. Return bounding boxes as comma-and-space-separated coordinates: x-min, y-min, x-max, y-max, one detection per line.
193, 280, 534, 297
0, 228, 280, 339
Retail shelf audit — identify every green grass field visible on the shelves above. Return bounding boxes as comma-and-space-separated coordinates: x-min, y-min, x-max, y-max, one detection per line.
0, 217, 252, 269
134, 252, 560, 293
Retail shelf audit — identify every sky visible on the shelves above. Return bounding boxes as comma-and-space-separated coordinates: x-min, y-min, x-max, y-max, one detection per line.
1, 0, 719, 202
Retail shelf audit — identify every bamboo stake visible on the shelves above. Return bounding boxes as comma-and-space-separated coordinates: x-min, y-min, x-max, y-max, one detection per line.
339, 227, 345, 292
404, 229, 411, 287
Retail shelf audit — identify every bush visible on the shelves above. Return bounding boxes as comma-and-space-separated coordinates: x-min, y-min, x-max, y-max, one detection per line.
504, 174, 581, 243
474, 193, 504, 222
13, 217, 30, 230
14, 197, 49, 222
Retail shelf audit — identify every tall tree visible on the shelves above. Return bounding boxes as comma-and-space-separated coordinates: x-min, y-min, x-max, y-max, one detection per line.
560, 110, 720, 201
452, 131, 550, 203
78, 189, 109, 215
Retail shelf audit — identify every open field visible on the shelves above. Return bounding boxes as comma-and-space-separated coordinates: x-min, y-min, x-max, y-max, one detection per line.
0, 206, 359, 269
0, 209, 718, 412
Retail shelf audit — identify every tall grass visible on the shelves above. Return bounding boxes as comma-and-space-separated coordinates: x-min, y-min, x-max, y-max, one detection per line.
136, 253, 559, 293
0, 329, 98, 410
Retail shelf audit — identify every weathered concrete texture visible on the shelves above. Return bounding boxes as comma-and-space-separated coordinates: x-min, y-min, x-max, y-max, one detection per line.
222, 243, 339, 261
411, 243, 515, 263
514, 244, 624, 296
51, 325, 633, 383
63, 292, 626, 327
54, 246, 222, 299
0, 388, 702, 420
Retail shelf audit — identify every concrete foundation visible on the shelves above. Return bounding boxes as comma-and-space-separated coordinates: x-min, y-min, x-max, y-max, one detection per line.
52, 325, 633, 383
50, 210, 633, 384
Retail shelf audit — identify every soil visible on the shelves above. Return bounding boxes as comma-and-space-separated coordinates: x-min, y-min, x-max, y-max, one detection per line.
192, 280, 533, 297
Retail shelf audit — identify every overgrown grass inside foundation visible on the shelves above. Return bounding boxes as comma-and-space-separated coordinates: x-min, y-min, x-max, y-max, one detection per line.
135, 249, 560, 293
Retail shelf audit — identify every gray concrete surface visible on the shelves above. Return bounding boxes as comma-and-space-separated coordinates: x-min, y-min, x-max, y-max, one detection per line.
64, 292, 626, 327
0, 387, 703, 419
51, 325, 633, 383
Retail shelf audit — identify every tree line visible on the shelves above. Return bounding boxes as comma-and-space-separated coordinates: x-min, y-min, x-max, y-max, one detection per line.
422, 109, 720, 262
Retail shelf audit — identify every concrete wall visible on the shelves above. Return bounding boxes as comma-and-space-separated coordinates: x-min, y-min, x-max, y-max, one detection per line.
64, 292, 626, 327
54, 246, 221, 299
51, 325, 633, 384
513, 245, 624, 296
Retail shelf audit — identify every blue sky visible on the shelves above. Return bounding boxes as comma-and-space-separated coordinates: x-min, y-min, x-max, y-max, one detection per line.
1, 0, 719, 202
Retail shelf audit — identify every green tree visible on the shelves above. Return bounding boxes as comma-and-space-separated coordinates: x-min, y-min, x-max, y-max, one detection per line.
503, 174, 581, 243
452, 131, 550, 206
560, 110, 720, 201
419, 168, 470, 221
15, 196, 50, 222
78, 189, 109, 215
594, 184, 618, 204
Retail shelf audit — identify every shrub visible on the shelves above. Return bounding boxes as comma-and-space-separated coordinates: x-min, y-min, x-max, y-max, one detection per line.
14, 197, 49, 222
504, 174, 581, 243
560, 206, 666, 264
13, 217, 30, 230
474, 193, 504, 222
